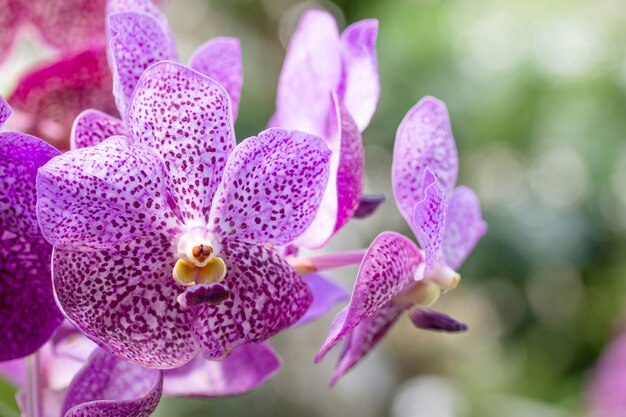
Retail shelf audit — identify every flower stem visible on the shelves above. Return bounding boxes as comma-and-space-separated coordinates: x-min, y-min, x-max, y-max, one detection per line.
305, 249, 367, 271
24, 352, 42, 417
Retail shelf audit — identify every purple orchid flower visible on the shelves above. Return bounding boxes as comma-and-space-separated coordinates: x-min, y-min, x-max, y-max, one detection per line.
0, 0, 109, 64
36, 61, 331, 368
6, 47, 117, 150
314, 96, 487, 385
1, 327, 282, 416
587, 330, 626, 417
271, 9, 380, 249
0, 96, 63, 362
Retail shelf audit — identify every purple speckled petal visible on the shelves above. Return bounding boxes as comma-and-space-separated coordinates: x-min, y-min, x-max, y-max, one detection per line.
295, 96, 363, 249
443, 186, 487, 270
338, 19, 379, 132
53, 234, 198, 368
37, 136, 180, 251
26, 0, 107, 53
412, 170, 447, 271
71, 109, 127, 150
0, 133, 63, 360
408, 307, 468, 332
107, 0, 168, 26
8, 47, 117, 150
1, 234, 63, 361
353, 194, 385, 219
210, 128, 330, 246
108, 12, 177, 118
392, 96, 458, 227
271, 9, 341, 138
193, 239, 312, 360
1, 132, 59, 237
189, 37, 243, 120
163, 343, 280, 398
0, 0, 22, 64
329, 303, 403, 386
315, 232, 422, 362
295, 273, 349, 326
0, 96, 12, 127
61, 349, 162, 417
128, 61, 235, 224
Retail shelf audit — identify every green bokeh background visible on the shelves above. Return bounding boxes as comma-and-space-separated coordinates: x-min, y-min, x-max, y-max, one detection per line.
1, 0, 625, 416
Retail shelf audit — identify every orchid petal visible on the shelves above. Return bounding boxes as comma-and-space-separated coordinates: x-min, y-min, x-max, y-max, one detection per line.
315, 232, 422, 362
128, 61, 235, 224
442, 186, 487, 270
1, 133, 59, 237
163, 343, 280, 398
189, 37, 243, 120
53, 233, 198, 368
0, 0, 22, 64
37, 136, 180, 251
108, 11, 177, 118
107, 0, 169, 27
588, 333, 626, 417
353, 194, 385, 219
339, 19, 379, 132
295, 96, 363, 249
329, 303, 403, 386
26, 0, 107, 53
8, 47, 117, 150
271, 9, 341, 138
194, 239, 312, 360
295, 273, 349, 326
70, 109, 127, 150
0, 234, 63, 361
61, 349, 163, 417
0, 95, 12, 128
392, 96, 458, 227
412, 170, 447, 271
0, 359, 24, 387
408, 307, 468, 332
210, 128, 330, 246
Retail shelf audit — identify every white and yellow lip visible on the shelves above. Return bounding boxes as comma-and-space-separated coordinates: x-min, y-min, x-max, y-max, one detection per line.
172, 227, 227, 286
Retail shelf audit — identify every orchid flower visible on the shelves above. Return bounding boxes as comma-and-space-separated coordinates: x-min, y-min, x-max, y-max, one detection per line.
36, 60, 331, 368
1, 326, 281, 416
0, 96, 63, 362
271, 9, 381, 249
0, 0, 108, 64
587, 330, 626, 417
315, 96, 487, 385
6, 47, 117, 149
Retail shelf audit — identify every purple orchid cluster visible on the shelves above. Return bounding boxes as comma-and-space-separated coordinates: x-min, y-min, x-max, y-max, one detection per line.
0, 1, 487, 416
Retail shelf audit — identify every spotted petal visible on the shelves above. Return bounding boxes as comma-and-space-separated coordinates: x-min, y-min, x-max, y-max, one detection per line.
339, 19, 379, 132
0, 95, 12, 127
296, 273, 349, 326
71, 109, 127, 150
412, 170, 447, 271
392, 96, 458, 227
295, 96, 363, 249
37, 136, 180, 251
210, 128, 330, 246
8, 47, 117, 150
315, 232, 422, 362
27, 0, 107, 53
1, 132, 59, 237
108, 11, 177, 118
61, 349, 163, 417
189, 37, 243, 120
53, 233, 198, 368
128, 61, 235, 224
329, 303, 403, 386
163, 343, 280, 398
271, 9, 341, 138
193, 240, 312, 360
443, 186, 487, 270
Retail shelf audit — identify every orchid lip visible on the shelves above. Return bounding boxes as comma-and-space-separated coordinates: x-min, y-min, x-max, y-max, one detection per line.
173, 227, 226, 286
424, 263, 460, 292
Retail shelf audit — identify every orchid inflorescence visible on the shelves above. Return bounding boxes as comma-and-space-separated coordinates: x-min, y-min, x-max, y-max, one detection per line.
0, 0, 486, 416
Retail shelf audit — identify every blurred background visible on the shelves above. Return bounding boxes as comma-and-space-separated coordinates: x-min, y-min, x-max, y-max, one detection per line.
1, 0, 626, 416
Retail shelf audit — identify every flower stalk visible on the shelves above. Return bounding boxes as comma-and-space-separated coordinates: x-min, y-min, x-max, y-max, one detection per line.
25, 352, 42, 417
